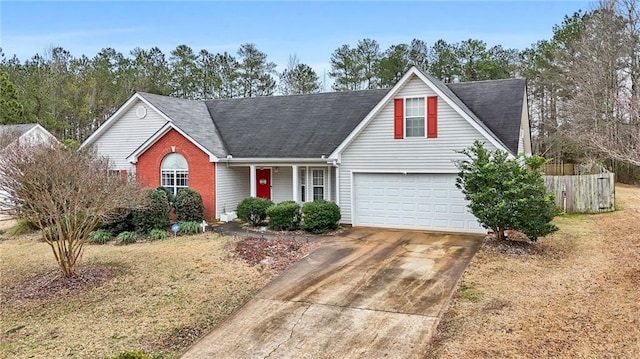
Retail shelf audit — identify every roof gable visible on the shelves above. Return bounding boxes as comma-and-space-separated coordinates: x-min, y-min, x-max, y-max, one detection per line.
127, 122, 219, 163
80, 93, 174, 149
330, 67, 516, 158
138, 93, 228, 158
205, 90, 389, 158
0, 123, 57, 149
0, 123, 38, 138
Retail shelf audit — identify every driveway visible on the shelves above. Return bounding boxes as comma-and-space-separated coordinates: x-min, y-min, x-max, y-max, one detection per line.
181, 227, 483, 359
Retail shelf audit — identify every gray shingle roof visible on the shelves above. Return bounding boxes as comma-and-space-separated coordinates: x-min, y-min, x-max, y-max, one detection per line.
138, 92, 228, 158
204, 90, 390, 158
447, 78, 526, 154
135, 75, 525, 158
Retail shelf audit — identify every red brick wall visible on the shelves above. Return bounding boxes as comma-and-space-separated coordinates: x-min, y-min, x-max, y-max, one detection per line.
136, 129, 216, 220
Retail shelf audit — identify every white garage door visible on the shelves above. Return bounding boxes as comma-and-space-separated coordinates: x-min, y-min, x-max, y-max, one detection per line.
353, 173, 483, 233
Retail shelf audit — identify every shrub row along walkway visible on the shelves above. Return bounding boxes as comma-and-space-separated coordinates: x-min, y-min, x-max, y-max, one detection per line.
180, 227, 483, 359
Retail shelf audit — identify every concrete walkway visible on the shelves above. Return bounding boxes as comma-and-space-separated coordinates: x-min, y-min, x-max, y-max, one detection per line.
181, 227, 483, 359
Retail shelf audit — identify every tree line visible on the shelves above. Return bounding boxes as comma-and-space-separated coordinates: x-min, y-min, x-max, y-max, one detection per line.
1, 0, 638, 181
0, 38, 522, 143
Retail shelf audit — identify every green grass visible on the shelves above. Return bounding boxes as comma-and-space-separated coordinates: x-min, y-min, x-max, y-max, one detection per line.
460, 283, 481, 302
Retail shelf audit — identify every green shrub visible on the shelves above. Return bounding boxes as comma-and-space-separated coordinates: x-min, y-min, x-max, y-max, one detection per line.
7, 218, 37, 236
156, 186, 174, 205
133, 188, 171, 234
236, 197, 273, 226
266, 201, 301, 231
149, 228, 168, 240
104, 350, 156, 359
178, 221, 201, 235
301, 200, 341, 234
100, 208, 135, 235
116, 231, 137, 245
88, 229, 111, 244
174, 188, 204, 222
456, 141, 559, 241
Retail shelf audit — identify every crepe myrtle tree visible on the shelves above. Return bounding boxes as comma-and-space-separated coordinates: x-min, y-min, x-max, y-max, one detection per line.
0, 138, 143, 277
455, 141, 559, 241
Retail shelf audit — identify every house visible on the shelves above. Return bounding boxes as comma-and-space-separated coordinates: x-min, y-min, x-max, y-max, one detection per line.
81, 67, 531, 233
0, 123, 59, 218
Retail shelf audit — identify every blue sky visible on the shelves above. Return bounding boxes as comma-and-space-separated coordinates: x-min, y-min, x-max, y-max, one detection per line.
1, 1, 592, 77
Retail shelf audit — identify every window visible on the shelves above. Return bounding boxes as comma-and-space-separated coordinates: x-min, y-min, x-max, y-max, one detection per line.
405, 97, 425, 137
300, 168, 306, 202
161, 153, 188, 196
312, 169, 325, 201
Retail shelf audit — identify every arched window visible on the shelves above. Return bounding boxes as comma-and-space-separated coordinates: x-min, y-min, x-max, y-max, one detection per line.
161, 153, 188, 195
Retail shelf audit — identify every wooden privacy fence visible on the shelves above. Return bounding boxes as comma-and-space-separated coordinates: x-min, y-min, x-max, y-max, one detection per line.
542, 162, 609, 176
543, 172, 615, 213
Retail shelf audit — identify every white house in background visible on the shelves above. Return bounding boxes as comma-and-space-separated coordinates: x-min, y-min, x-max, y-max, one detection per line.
82, 67, 532, 234
0, 123, 59, 219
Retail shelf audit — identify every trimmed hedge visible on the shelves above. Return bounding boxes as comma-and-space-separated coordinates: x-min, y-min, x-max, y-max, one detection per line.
301, 200, 341, 234
266, 201, 301, 231
133, 188, 171, 234
237, 197, 273, 226
174, 188, 204, 222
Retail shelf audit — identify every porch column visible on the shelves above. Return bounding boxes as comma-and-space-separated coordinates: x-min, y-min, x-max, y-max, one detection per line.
327, 166, 331, 201
335, 165, 340, 206
292, 165, 299, 202
250, 165, 256, 197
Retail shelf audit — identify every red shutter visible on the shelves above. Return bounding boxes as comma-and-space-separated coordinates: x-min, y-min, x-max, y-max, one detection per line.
394, 98, 404, 139
427, 96, 438, 138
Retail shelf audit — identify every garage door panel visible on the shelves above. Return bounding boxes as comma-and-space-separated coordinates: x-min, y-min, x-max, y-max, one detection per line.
354, 173, 483, 233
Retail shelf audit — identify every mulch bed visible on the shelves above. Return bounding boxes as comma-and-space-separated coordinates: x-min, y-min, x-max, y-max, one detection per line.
5, 265, 117, 305
234, 236, 317, 272
480, 230, 547, 256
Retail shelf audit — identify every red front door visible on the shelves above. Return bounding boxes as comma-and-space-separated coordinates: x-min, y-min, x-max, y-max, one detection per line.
256, 168, 271, 200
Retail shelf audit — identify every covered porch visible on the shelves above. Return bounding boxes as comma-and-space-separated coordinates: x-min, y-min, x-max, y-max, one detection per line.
247, 163, 337, 203
216, 160, 338, 219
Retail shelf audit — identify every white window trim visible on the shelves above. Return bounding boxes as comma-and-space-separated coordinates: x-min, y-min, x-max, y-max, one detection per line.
311, 168, 326, 201
160, 153, 189, 196
161, 169, 189, 195
299, 168, 307, 203
404, 96, 426, 138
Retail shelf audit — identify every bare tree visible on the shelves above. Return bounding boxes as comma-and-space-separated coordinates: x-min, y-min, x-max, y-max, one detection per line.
561, 0, 640, 167
0, 138, 142, 277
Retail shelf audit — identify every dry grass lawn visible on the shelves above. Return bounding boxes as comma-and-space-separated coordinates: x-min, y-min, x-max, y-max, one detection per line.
425, 184, 640, 358
0, 232, 275, 358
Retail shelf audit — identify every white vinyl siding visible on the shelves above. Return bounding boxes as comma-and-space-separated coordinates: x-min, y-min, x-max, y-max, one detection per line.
328, 167, 337, 202
272, 166, 293, 203
93, 100, 166, 170
338, 75, 498, 225
216, 166, 250, 216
